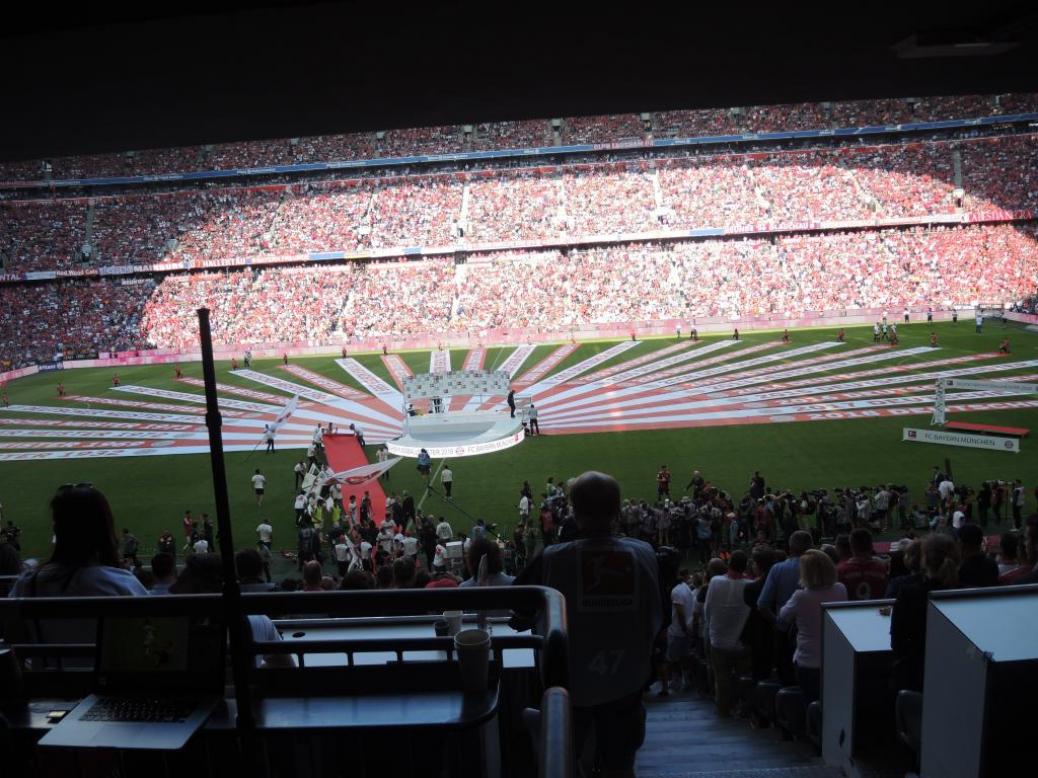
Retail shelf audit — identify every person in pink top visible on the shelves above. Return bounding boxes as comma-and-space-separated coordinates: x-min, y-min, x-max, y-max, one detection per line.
778, 549, 848, 704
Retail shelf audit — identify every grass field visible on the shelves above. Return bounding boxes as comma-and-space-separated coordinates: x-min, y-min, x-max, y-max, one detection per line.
2, 319, 1036, 560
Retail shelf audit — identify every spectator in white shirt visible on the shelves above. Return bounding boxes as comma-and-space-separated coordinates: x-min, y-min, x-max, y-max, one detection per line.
334, 537, 352, 576
659, 568, 695, 696
251, 469, 267, 507
432, 542, 447, 572
519, 493, 531, 524
441, 464, 454, 498
703, 550, 752, 716
256, 521, 273, 549
436, 518, 453, 543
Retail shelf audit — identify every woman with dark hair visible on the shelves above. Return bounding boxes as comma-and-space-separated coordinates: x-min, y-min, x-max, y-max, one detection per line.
9, 484, 147, 597
460, 535, 514, 587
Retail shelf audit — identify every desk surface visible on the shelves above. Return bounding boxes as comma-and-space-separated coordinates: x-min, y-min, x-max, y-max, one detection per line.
932, 594, 1038, 662
275, 619, 536, 669
236, 689, 498, 731
826, 605, 893, 653
6, 688, 500, 735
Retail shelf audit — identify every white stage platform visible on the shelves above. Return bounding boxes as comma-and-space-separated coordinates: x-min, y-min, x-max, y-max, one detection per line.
385, 411, 525, 458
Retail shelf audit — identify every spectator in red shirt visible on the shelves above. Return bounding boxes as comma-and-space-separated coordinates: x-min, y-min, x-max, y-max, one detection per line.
656, 465, 672, 499
836, 528, 888, 600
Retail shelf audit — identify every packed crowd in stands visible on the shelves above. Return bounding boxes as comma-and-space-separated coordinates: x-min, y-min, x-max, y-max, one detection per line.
2, 93, 1034, 183
464, 171, 562, 242
1, 134, 1035, 274
1, 222, 1035, 365
468, 119, 551, 151
140, 266, 358, 350
0, 279, 152, 369
563, 113, 645, 144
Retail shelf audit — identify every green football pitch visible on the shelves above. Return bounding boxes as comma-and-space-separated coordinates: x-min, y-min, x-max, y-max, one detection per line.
2, 320, 1036, 560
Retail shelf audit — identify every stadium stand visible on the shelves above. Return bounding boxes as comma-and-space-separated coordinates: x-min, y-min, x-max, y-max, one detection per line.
2, 133, 1037, 275
2, 221, 1037, 365
0, 279, 152, 369
0, 92, 1035, 183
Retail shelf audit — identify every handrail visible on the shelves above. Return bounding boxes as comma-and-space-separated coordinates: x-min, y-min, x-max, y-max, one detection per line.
538, 687, 572, 778
0, 586, 568, 689
928, 582, 1038, 602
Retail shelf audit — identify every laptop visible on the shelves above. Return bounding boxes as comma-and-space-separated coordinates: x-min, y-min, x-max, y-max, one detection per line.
40, 614, 226, 750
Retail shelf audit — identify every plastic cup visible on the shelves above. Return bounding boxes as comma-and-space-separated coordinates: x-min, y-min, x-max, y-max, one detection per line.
454, 628, 490, 692
443, 610, 463, 636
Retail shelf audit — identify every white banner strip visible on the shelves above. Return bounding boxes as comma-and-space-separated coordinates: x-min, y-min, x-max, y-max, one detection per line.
498, 344, 538, 378
430, 349, 452, 374
234, 369, 341, 404
543, 340, 743, 409
281, 365, 371, 401
112, 385, 281, 413
381, 355, 414, 389
335, 358, 402, 404
903, 427, 1020, 453
573, 340, 695, 384
522, 340, 642, 398
2, 404, 202, 424
513, 344, 579, 387
462, 349, 486, 371
177, 377, 288, 403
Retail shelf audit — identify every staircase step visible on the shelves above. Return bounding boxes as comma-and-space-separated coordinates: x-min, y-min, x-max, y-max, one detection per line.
637, 690, 825, 776
638, 768, 843, 778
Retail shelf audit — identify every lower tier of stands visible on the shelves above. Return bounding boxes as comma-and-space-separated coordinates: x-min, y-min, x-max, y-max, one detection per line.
1, 222, 1034, 369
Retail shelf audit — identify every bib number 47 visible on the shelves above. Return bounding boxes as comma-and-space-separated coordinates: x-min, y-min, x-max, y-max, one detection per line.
588, 649, 625, 676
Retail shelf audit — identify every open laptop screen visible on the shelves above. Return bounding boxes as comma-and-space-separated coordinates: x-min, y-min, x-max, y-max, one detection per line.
96, 616, 225, 693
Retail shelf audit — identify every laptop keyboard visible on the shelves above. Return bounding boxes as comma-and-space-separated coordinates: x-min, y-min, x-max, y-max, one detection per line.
81, 698, 197, 723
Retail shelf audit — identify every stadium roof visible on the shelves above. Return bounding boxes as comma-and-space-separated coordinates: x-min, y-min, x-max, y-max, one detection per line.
2, 1, 1037, 161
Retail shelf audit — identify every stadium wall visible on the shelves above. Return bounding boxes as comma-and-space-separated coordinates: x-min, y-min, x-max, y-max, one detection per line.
0, 365, 40, 384
47, 308, 959, 372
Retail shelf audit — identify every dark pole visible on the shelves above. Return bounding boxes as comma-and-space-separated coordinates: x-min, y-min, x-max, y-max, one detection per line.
197, 307, 255, 728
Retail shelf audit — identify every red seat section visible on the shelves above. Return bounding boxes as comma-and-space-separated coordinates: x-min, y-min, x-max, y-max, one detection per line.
321, 433, 388, 523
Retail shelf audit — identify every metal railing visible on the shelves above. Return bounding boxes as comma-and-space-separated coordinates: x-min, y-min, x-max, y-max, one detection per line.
0, 585, 567, 691
538, 686, 572, 778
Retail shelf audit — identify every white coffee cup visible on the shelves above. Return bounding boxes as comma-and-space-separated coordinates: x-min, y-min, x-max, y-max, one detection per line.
454, 628, 490, 692
443, 610, 463, 636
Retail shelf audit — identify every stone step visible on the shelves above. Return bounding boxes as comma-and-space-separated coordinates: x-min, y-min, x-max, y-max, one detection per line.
636, 690, 826, 777
638, 768, 844, 778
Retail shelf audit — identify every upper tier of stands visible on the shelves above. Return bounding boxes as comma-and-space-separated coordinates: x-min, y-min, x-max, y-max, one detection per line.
0, 92, 1035, 184
1, 134, 1036, 275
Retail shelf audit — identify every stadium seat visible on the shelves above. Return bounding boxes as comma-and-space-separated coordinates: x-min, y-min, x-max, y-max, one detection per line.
774, 686, 805, 739
806, 700, 822, 752
753, 680, 783, 726
895, 690, 923, 764
735, 674, 757, 715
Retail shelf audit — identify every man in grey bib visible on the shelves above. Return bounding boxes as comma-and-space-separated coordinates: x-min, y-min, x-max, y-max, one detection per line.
515, 471, 664, 776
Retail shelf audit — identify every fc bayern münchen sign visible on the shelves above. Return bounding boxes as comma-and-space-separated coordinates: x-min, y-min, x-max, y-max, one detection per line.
903, 427, 1020, 453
